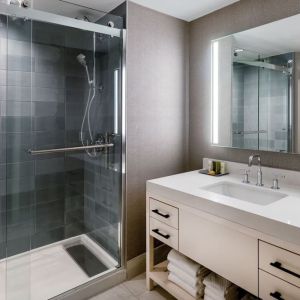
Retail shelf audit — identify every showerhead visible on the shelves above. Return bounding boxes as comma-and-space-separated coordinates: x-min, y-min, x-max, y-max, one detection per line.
77, 54, 87, 67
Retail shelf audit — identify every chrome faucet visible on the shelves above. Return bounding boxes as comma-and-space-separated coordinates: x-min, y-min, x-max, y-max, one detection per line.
248, 154, 263, 186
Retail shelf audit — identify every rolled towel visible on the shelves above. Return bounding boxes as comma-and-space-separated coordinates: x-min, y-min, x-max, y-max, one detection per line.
203, 272, 232, 293
167, 249, 204, 277
168, 263, 207, 287
205, 286, 239, 300
168, 272, 204, 299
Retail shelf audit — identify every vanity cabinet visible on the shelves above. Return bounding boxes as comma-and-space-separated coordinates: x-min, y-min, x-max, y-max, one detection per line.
146, 195, 300, 300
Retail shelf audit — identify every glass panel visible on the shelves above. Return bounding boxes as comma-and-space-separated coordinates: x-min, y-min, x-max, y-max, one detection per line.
258, 54, 292, 152
232, 49, 260, 150
0, 11, 123, 300
0, 13, 8, 300
5, 14, 33, 300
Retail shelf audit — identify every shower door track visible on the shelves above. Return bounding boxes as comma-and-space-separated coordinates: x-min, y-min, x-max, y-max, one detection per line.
0, 2, 121, 36
28, 143, 114, 155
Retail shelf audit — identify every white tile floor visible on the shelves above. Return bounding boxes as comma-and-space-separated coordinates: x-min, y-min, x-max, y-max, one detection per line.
89, 273, 176, 300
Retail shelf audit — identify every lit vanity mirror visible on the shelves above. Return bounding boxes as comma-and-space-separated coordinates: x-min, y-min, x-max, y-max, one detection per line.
211, 14, 300, 153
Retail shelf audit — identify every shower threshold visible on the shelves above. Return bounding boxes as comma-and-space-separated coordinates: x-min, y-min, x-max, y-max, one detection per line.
0, 235, 118, 300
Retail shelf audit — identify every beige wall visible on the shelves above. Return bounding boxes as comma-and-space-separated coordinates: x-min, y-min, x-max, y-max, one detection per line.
189, 0, 300, 170
126, 2, 189, 260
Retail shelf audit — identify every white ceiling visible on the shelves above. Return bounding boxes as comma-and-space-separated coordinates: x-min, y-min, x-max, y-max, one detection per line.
32, 0, 240, 22
33, 0, 124, 21
233, 13, 300, 56
130, 0, 240, 21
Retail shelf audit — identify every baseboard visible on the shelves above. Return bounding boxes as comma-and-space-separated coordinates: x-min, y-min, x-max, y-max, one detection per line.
126, 252, 147, 280
126, 244, 170, 280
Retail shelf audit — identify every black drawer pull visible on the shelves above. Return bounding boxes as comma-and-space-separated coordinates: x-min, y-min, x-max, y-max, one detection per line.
152, 229, 170, 239
270, 291, 284, 300
270, 261, 300, 279
152, 209, 170, 219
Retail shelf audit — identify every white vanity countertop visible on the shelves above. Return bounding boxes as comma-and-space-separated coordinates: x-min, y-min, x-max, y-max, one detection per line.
147, 162, 300, 246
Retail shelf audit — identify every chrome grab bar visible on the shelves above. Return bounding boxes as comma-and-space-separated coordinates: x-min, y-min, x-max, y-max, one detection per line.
28, 143, 114, 155
232, 130, 267, 135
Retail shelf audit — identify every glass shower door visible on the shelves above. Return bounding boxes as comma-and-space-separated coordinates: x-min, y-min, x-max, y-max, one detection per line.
4, 14, 33, 300
1, 10, 123, 300
258, 67, 290, 152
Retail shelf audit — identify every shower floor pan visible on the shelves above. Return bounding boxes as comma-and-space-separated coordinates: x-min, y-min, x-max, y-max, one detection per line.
0, 235, 118, 300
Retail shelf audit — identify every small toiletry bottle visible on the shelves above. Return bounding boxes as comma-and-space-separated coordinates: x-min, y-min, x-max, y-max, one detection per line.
215, 161, 221, 175
212, 161, 216, 172
221, 161, 226, 174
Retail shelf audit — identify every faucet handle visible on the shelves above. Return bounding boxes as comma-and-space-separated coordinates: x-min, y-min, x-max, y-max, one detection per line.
271, 175, 280, 190
241, 169, 250, 184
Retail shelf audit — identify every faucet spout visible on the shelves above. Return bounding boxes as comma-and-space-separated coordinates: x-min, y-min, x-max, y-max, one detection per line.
248, 154, 263, 186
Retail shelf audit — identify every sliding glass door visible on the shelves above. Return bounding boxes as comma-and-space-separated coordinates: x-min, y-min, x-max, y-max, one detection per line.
0, 9, 124, 300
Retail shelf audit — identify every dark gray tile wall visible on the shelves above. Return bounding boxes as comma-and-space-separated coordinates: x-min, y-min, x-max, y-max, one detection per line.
0, 16, 123, 260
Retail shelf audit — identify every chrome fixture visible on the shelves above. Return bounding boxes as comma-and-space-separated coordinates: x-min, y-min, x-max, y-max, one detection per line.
77, 37, 98, 158
8, 0, 30, 7
75, 15, 91, 22
28, 143, 114, 156
248, 154, 263, 186
271, 176, 280, 190
107, 21, 115, 28
241, 169, 250, 184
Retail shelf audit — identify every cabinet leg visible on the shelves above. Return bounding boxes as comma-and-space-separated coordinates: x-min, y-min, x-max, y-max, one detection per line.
146, 275, 154, 291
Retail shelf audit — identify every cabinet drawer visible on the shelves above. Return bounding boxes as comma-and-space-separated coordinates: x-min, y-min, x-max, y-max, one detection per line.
150, 217, 178, 250
259, 270, 300, 300
259, 241, 300, 287
150, 198, 178, 229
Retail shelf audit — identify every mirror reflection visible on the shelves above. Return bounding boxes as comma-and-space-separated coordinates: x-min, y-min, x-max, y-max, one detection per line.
211, 14, 300, 153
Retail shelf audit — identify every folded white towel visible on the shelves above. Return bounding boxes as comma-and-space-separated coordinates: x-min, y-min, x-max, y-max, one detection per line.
203, 272, 232, 293
167, 249, 204, 277
167, 263, 208, 287
168, 272, 204, 299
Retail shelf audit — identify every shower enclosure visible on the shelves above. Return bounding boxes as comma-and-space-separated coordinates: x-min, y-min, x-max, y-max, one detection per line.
232, 52, 293, 152
0, 3, 125, 300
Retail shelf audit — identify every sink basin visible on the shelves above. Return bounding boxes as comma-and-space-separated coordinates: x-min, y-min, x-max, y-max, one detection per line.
202, 181, 287, 205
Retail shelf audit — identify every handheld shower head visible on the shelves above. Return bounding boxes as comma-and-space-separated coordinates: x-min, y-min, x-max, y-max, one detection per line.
77, 53, 87, 67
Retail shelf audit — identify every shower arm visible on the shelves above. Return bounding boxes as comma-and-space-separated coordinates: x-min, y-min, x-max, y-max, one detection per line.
28, 143, 114, 155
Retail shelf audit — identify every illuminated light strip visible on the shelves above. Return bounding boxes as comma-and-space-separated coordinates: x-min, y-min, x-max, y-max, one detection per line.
212, 41, 219, 144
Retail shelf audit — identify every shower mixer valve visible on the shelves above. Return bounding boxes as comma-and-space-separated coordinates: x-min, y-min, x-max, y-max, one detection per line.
94, 133, 116, 152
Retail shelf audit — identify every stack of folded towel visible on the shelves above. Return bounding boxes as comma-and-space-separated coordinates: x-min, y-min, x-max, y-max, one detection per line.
203, 272, 239, 300
167, 249, 210, 299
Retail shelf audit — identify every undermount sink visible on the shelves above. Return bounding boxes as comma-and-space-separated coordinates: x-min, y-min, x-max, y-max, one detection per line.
202, 181, 287, 205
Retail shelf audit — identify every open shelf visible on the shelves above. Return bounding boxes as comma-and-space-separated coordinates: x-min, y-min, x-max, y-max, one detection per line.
149, 261, 196, 300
